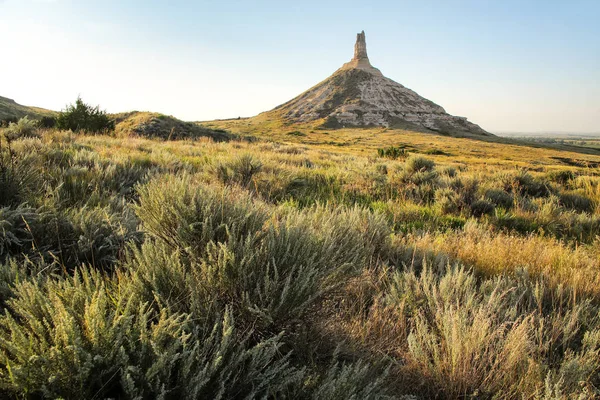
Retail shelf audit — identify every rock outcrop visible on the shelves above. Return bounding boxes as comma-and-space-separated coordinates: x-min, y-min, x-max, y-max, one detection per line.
338, 30, 383, 76
267, 31, 490, 136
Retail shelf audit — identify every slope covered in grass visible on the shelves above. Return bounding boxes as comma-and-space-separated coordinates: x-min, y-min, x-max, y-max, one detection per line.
0, 95, 55, 121
113, 111, 235, 141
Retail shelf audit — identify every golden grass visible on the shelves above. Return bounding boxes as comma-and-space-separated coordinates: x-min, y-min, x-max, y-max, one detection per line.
402, 223, 600, 298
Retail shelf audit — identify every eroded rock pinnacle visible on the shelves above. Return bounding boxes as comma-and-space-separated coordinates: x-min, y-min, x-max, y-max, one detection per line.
354, 30, 368, 60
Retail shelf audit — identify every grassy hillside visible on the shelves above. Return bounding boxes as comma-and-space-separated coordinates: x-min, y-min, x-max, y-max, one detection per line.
1, 120, 600, 398
204, 112, 600, 157
113, 111, 235, 141
0, 95, 55, 121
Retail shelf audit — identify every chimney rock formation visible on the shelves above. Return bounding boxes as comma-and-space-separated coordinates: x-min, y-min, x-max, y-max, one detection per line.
354, 31, 368, 59
267, 31, 490, 136
339, 30, 383, 76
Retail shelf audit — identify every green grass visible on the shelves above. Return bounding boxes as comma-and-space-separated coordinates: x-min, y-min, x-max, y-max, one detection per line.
1, 118, 600, 398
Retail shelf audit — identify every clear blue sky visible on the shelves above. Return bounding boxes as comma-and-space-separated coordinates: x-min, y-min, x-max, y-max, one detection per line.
1, 0, 598, 132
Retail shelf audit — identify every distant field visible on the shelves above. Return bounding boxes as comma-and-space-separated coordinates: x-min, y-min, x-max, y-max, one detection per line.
516, 136, 600, 151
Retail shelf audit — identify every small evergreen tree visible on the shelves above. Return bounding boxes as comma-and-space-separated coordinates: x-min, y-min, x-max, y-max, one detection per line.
38, 115, 56, 128
55, 97, 114, 133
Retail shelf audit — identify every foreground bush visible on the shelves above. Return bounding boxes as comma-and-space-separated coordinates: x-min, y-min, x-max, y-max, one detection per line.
399, 265, 600, 398
0, 269, 304, 399
338, 263, 600, 399
2, 116, 39, 141
134, 174, 390, 330
0, 173, 396, 398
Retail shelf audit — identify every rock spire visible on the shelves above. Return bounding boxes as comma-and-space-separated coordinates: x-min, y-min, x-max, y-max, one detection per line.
340, 30, 382, 75
354, 30, 368, 60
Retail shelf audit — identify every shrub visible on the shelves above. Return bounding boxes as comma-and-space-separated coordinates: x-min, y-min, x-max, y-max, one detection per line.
424, 148, 449, 156
215, 154, 263, 188
435, 188, 461, 214
311, 358, 391, 399
55, 97, 114, 133
484, 188, 514, 209
135, 175, 389, 330
0, 268, 304, 399
0, 117, 18, 128
546, 169, 576, 186
440, 166, 457, 177
470, 199, 495, 217
405, 156, 435, 174
375, 163, 388, 175
283, 171, 342, 207
135, 174, 268, 253
2, 116, 39, 141
559, 192, 594, 213
385, 264, 600, 399
377, 146, 407, 159
65, 205, 139, 269
0, 148, 42, 207
38, 116, 57, 129
0, 258, 52, 308
502, 170, 551, 198
0, 200, 137, 272
396, 158, 438, 194
447, 177, 479, 207
0, 205, 39, 262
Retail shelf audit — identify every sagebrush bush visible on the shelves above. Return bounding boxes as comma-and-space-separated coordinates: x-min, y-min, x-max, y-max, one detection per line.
0, 205, 39, 262
559, 191, 594, 213
215, 153, 263, 188
501, 170, 552, 198
440, 165, 457, 177
435, 188, 461, 214
405, 155, 435, 173
311, 358, 392, 399
485, 188, 514, 209
2, 116, 40, 141
547, 169, 576, 185
134, 175, 390, 330
0, 268, 304, 399
0, 201, 137, 272
282, 170, 343, 207
135, 173, 268, 252
0, 145, 45, 207
470, 199, 495, 217
377, 145, 407, 159
382, 264, 600, 398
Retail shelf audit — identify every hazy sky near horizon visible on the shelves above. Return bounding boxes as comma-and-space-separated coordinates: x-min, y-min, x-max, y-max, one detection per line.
0, 0, 598, 132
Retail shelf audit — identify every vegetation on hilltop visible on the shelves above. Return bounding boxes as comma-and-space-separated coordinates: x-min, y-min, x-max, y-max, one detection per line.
1, 117, 600, 398
55, 96, 114, 133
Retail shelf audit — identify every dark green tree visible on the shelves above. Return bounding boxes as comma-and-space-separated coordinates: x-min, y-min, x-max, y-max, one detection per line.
55, 96, 114, 133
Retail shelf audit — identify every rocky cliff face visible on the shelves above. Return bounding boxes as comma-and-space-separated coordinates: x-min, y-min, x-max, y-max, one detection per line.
268, 31, 490, 136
